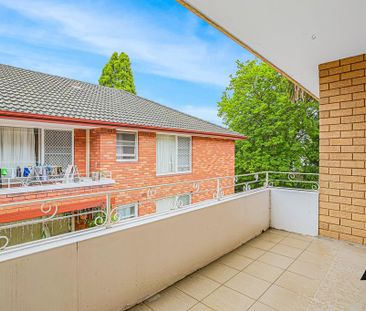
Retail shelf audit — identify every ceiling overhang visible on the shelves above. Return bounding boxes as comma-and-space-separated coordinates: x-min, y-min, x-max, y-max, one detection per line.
178, 0, 366, 99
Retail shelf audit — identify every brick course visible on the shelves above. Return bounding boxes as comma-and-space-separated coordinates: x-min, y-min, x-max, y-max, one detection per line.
319, 53, 366, 245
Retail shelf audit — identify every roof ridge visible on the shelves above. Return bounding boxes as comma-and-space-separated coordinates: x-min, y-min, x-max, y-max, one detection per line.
1, 63, 230, 132
0, 63, 243, 138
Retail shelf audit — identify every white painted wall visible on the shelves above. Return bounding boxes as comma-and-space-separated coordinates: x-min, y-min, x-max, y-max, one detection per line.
270, 188, 319, 236
0, 189, 270, 311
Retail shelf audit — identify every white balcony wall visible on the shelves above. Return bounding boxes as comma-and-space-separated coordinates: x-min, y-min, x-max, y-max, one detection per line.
270, 188, 319, 236
0, 189, 270, 311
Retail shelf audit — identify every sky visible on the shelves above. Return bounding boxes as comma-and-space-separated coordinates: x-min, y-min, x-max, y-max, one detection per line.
0, 0, 253, 126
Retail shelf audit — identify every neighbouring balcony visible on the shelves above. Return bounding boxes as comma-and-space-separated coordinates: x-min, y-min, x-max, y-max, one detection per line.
0, 166, 114, 195
0, 171, 365, 311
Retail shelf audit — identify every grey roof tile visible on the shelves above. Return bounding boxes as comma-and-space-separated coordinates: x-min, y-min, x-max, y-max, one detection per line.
0, 64, 242, 138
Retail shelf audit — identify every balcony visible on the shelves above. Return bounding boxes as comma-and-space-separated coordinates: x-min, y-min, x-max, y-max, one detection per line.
131, 230, 366, 311
0, 172, 365, 311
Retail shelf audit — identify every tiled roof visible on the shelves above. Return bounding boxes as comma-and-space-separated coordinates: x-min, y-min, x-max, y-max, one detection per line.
0, 64, 243, 138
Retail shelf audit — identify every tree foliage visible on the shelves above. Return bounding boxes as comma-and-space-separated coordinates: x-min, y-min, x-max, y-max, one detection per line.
99, 52, 136, 94
218, 60, 319, 174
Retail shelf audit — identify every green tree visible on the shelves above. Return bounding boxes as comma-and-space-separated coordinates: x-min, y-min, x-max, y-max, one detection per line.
218, 60, 319, 174
99, 52, 136, 94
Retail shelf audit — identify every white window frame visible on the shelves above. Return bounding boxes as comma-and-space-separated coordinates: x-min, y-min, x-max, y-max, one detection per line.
116, 130, 138, 162
115, 203, 138, 220
156, 133, 192, 176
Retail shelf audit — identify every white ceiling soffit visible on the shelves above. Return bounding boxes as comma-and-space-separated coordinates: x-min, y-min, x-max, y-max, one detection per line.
179, 0, 366, 99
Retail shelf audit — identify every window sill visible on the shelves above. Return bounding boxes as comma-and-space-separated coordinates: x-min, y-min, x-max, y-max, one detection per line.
116, 159, 138, 163
0, 179, 116, 196
156, 171, 192, 177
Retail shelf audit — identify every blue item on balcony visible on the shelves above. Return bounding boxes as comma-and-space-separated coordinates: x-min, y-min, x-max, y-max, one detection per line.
23, 167, 31, 177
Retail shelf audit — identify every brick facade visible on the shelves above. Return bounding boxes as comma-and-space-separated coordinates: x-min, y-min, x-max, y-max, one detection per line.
0, 127, 235, 220
88, 129, 235, 215
319, 53, 366, 245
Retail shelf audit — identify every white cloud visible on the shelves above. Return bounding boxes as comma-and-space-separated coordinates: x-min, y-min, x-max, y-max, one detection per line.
0, 43, 98, 81
178, 104, 224, 126
0, 0, 247, 87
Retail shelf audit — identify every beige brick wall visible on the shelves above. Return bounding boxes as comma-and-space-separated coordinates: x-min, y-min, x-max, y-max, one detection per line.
319, 53, 366, 245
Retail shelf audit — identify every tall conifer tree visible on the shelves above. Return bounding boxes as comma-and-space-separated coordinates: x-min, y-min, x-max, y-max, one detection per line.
99, 52, 136, 94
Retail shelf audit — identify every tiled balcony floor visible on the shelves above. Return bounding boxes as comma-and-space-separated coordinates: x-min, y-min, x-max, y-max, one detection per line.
129, 229, 366, 311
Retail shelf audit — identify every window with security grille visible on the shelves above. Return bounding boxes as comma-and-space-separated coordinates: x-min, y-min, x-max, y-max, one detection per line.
43, 129, 73, 171
156, 135, 191, 175
156, 194, 191, 213
177, 136, 191, 172
116, 203, 137, 220
116, 131, 137, 161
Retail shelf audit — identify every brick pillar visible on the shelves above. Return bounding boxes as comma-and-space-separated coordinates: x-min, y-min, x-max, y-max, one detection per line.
319, 54, 366, 245
89, 128, 116, 174
74, 129, 87, 175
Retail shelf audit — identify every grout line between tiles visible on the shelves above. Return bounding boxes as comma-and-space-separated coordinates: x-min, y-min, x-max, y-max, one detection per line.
249, 230, 313, 308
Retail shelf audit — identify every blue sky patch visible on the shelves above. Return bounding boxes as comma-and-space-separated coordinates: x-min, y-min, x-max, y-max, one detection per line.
0, 0, 253, 125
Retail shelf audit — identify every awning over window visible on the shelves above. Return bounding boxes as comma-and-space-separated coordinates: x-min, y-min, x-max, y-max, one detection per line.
0, 198, 105, 223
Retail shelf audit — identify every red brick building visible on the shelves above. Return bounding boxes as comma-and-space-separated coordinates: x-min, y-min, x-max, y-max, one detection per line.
0, 64, 243, 244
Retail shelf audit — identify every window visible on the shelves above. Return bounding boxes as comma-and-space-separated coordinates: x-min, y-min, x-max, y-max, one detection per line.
0, 127, 39, 169
0, 126, 73, 179
43, 129, 73, 171
116, 131, 137, 161
156, 194, 191, 213
156, 135, 191, 175
116, 203, 137, 220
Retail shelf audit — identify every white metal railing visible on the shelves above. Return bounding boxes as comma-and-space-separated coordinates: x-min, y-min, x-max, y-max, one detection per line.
0, 171, 318, 252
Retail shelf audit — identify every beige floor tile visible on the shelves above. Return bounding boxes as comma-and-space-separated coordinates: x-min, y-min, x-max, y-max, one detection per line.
258, 252, 294, 269
235, 245, 266, 260
287, 232, 314, 242
257, 232, 284, 243
188, 303, 214, 311
279, 237, 310, 249
267, 229, 289, 237
145, 287, 197, 311
243, 261, 284, 283
225, 272, 271, 299
259, 285, 310, 311
297, 250, 333, 265
307, 241, 338, 256
270, 243, 303, 258
247, 239, 276, 251
218, 252, 253, 270
198, 262, 238, 283
275, 271, 320, 298
249, 302, 275, 311
288, 259, 329, 280
128, 303, 152, 311
175, 274, 220, 301
202, 286, 255, 311
306, 300, 337, 311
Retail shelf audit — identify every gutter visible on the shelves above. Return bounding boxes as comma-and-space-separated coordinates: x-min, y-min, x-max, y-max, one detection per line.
0, 110, 246, 140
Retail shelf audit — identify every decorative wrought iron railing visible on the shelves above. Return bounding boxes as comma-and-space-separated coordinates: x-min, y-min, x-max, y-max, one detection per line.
0, 171, 318, 252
